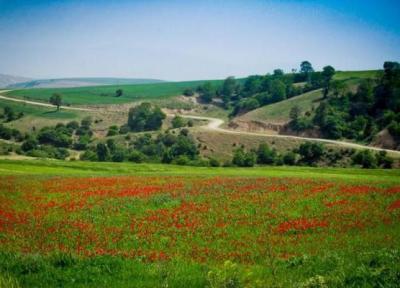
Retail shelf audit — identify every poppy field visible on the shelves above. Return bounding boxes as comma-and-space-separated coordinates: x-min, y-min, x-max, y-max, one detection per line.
0, 161, 400, 287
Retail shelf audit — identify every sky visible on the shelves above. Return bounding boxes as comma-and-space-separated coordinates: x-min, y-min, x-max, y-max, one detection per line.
0, 0, 399, 81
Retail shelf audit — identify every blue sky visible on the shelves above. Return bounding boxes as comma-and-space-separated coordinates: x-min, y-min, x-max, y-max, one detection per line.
0, 0, 399, 81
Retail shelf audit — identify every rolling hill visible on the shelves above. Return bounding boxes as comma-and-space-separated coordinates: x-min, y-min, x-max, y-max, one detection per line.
0, 73, 32, 88
5, 79, 226, 105
7, 77, 164, 89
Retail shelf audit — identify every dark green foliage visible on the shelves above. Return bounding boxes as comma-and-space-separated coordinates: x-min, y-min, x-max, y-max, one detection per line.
209, 157, 220, 167
283, 151, 297, 165
81, 116, 93, 128
1, 106, 23, 122
128, 150, 145, 163
96, 143, 109, 162
352, 150, 377, 168
66, 120, 79, 130
107, 125, 119, 136
21, 137, 38, 152
183, 88, 194, 96
298, 142, 325, 165
115, 89, 123, 97
312, 62, 400, 144
171, 116, 186, 129
232, 148, 256, 167
220, 76, 237, 106
37, 126, 72, 148
127, 103, 166, 132
49, 93, 62, 110
197, 82, 216, 103
256, 143, 277, 165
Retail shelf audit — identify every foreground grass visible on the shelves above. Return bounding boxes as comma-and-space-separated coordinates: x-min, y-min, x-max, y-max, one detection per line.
0, 159, 399, 182
1, 159, 399, 287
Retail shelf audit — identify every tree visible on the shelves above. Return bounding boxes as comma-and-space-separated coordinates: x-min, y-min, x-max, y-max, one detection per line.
300, 61, 314, 76
221, 76, 237, 106
96, 143, 109, 162
198, 82, 215, 103
298, 142, 324, 165
115, 89, 123, 97
127, 103, 166, 132
183, 88, 194, 96
283, 151, 297, 165
49, 93, 62, 111
171, 116, 186, 129
232, 148, 256, 167
273, 69, 284, 77
256, 143, 277, 165
321, 66, 335, 98
270, 79, 286, 102
3, 106, 16, 122
352, 150, 377, 168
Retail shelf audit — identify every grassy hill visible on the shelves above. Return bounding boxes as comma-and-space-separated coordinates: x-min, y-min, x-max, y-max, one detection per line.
5, 79, 225, 105
239, 89, 323, 123
238, 70, 382, 123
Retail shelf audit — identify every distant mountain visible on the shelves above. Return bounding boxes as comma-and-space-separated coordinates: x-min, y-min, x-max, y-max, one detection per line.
0, 74, 32, 88
7, 77, 164, 89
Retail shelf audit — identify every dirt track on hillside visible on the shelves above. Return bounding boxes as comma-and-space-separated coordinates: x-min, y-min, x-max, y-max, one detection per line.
1, 90, 399, 156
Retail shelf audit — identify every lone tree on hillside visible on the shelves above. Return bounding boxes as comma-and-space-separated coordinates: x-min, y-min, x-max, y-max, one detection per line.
49, 93, 62, 111
300, 61, 314, 82
115, 89, 123, 97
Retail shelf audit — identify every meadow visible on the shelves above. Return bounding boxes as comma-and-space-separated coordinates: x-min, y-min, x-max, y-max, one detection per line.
5, 79, 225, 105
4, 70, 380, 107
0, 160, 399, 287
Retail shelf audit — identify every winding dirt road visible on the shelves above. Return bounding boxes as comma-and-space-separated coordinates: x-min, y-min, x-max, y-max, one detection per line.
1, 90, 399, 156
170, 114, 400, 156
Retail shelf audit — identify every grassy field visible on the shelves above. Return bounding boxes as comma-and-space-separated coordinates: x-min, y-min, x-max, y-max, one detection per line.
0, 160, 399, 287
239, 89, 323, 123
5, 79, 225, 105
333, 70, 382, 81
5, 70, 380, 107
0, 99, 78, 120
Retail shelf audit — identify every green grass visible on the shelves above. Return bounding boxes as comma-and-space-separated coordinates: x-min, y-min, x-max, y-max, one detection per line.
0, 159, 399, 287
6, 79, 225, 105
240, 89, 323, 122
0, 159, 399, 182
333, 70, 382, 81
0, 99, 78, 120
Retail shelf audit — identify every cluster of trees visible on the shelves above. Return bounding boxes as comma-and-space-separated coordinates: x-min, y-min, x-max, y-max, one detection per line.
0, 106, 24, 122
290, 61, 400, 144
0, 124, 23, 142
127, 103, 166, 132
188, 61, 334, 116
17, 117, 94, 159
231, 142, 393, 169
81, 129, 202, 165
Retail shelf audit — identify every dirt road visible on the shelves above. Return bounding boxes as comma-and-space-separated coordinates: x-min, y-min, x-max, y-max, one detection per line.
1, 90, 399, 156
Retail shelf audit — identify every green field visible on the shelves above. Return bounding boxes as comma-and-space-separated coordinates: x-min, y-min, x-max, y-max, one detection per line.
239, 89, 323, 122
5, 79, 225, 105
0, 99, 78, 120
333, 70, 382, 81
0, 159, 399, 287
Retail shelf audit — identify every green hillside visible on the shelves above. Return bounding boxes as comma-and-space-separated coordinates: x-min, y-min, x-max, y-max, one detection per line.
6, 79, 225, 105
239, 89, 323, 122
238, 70, 382, 123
